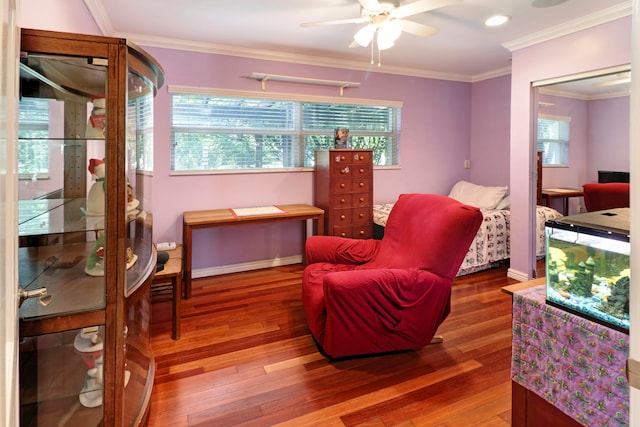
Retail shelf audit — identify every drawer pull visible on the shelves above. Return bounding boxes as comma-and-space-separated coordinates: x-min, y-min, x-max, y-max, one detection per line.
359, 182, 364, 187
341, 166, 350, 174
359, 230, 365, 235
359, 168, 364, 173
359, 213, 364, 218
359, 197, 365, 202
340, 183, 346, 188
340, 198, 346, 204
340, 214, 346, 220
340, 232, 346, 237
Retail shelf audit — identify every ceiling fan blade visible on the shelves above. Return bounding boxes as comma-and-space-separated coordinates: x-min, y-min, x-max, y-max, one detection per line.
301, 16, 369, 27
398, 19, 439, 37
359, 0, 382, 12
392, 0, 460, 19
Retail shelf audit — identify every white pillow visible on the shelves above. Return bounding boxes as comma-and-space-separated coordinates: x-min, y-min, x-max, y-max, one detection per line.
494, 195, 510, 210
448, 180, 508, 210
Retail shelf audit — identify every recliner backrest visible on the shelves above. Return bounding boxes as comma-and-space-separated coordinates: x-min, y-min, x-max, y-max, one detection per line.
368, 193, 483, 280
583, 183, 630, 212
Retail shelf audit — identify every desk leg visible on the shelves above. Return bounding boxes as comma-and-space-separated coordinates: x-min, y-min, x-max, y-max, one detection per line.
316, 213, 325, 236
301, 220, 307, 265
173, 274, 182, 340
183, 222, 192, 300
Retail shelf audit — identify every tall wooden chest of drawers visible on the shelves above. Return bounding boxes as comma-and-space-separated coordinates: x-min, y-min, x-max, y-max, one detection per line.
314, 149, 373, 239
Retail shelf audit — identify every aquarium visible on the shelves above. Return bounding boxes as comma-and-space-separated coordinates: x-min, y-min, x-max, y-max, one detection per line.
545, 208, 630, 333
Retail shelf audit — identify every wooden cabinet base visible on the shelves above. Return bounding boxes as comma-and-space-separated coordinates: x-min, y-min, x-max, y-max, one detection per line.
512, 382, 581, 427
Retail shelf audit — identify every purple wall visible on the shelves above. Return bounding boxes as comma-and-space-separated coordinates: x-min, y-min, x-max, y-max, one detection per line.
470, 74, 511, 187
509, 16, 632, 281
146, 47, 477, 271
587, 96, 630, 183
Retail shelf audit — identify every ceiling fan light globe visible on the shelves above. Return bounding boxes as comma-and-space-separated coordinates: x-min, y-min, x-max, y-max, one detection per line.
354, 24, 376, 47
377, 32, 395, 50
379, 19, 402, 41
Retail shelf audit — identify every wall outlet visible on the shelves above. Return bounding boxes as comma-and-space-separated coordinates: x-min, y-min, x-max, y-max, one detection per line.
464, 160, 471, 169
157, 242, 176, 251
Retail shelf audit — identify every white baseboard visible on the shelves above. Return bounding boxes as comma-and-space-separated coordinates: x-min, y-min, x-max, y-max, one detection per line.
507, 268, 531, 282
192, 255, 303, 278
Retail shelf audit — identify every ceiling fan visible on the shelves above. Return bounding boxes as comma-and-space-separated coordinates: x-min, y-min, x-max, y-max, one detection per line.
302, 0, 460, 52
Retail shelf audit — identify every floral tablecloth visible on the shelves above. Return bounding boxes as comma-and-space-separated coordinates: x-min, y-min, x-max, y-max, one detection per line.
511, 285, 629, 426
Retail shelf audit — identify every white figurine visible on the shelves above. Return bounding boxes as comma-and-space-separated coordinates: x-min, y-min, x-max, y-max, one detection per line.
86, 158, 106, 216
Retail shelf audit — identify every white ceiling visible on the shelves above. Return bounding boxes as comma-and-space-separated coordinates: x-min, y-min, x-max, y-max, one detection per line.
84, 0, 631, 81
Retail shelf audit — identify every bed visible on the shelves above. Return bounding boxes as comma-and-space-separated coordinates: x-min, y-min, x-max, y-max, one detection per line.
373, 181, 563, 276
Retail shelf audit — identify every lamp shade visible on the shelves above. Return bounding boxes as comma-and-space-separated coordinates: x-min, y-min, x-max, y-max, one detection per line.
354, 24, 376, 47
377, 20, 401, 50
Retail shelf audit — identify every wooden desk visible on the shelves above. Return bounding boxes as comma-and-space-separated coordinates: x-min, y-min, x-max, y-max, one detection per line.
541, 188, 583, 215
182, 204, 324, 299
152, 244, 183, 340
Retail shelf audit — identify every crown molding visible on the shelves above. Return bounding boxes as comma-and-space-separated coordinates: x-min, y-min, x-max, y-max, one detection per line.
83, 0, 114, 35
470, 66, 512, 83
114, 31, 478, 83
503, 2, 632, 52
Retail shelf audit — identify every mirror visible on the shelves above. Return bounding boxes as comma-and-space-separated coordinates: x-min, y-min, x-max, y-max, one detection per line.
532, 64, 631, 269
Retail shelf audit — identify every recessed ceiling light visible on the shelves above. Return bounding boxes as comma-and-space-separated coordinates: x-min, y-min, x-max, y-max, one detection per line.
485, 15, 511, 27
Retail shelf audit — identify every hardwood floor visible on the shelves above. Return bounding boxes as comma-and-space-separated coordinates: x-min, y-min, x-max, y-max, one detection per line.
148, 263, 538, 427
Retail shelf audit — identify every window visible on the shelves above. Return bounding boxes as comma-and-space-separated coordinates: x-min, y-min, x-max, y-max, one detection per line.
18, 97, 50, 178
537, 114, 570, 166
170, 88, 401, 172
127, 87, 155, 172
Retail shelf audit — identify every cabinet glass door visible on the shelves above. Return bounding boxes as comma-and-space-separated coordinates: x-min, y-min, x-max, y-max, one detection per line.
122, 66, 156, 424
18, 52, 108, 425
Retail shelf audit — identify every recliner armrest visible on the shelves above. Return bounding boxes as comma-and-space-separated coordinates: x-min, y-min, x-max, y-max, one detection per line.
305, 235, 380, 265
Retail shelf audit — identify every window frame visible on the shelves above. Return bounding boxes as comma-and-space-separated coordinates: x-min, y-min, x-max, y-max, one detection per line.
168, 85, 402, 174
537, 113, 571, 167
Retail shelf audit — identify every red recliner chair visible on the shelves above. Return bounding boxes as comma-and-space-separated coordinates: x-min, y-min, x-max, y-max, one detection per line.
302, 193, 483, 358
582, 183, 630, 212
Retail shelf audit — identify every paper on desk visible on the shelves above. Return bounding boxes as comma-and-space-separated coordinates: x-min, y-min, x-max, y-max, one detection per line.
231, 206, 285, 216
545, 188, 580, 193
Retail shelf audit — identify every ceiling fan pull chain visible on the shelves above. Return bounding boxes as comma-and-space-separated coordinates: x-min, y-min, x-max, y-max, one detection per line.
370, 39, 375, 65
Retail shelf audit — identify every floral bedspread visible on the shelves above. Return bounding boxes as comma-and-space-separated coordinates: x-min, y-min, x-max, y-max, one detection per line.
372, 204, 562, 276
511, 286, 629, 426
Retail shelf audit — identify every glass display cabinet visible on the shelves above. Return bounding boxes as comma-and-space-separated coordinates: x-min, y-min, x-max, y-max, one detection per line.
17, 28, 164, 426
